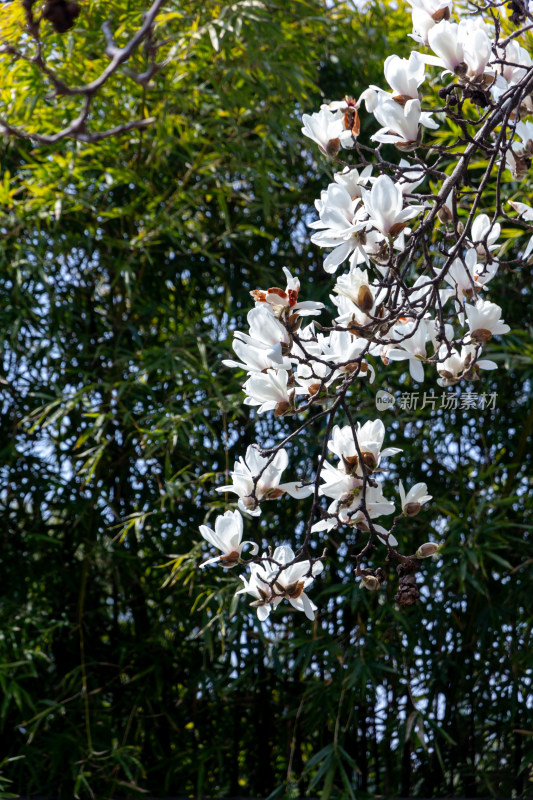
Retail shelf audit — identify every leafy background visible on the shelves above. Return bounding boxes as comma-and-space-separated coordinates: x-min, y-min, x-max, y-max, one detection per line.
0, 0, 531, 797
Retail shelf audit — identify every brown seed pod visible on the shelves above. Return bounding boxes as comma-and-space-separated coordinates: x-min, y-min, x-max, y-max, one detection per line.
43, 0, 81, 34
394, 561, 420, 607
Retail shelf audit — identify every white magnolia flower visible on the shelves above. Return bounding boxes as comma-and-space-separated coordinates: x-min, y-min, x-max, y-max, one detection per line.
407, 0, 452, 18
323, 97, 361, 149
410, 8, 438, 45
295, 350, 340, 395
398, 480, 432, 515
516, 122, 533, 152
222, 338, 291, 374
318, 330, 375, 380
470, 213, 501, 259
318, 461, 363, 501
422, 18, 492, 79
250, 267, 324, 317
234, 304, 291, 353
236, 545, 323, 621
509, 200, 533, 221
333, 268, 378, 313
358, 87, 381, 113
383, 52, 426, 100
313, 484, 397, 544
333, 165, 373, 199
327, 419, 402, 475
216, 445, 313, 516
509, 200, 533, 258
309, 182, 368, 273
465, 299, 510, 342
492, 41, 533, 113
397, 159, 426, 195
407, 0, 452, 44
235, 560, 274, 621
361, 174, 424, 236
386, 319, 430, 382
444, 248, 498, 301
423, 21, 465, 74
330, 292, 378, 333
505, 149, 531, 182
459, 18, 492, 78
437, 344, 497, 386
199, 509, 258, 568
372, 99, 429, 150
301, 106, 345, 156
243, 368, 305, 414
269, 545, 324, 621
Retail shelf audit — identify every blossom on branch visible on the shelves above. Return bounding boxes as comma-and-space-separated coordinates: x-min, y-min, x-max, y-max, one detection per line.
199, 510, 258, 568
398, 480, 432, 515
216, 446, 313, 516
236, 546, 323, 621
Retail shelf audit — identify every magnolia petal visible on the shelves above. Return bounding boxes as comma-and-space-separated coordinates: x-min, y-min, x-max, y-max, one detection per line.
241, 540, 259, 556
374, 523, 398, 548
477, 359, 497, 370
256, 604, 271, 621
199, 555, 222, 569
409, 357, 425, 383
280, 481, 315, 499
311, 518, 337, 533
290, 592, 317, 621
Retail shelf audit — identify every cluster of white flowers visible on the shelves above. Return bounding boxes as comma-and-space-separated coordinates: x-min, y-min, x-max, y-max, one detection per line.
196, 0, 533, 623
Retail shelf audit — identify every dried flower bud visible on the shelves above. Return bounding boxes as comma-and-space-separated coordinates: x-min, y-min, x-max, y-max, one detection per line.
357, 285, 374, 313
470, 328, 492, 343
43, 0, 81, 33
438, 204, 453, 224
432, 6, 450, 21
219, 550, 241, 567
325, 138, 341, 158
392, 94, 413, 107
263, 488, 285, 500
416, 542, 439, 558
361, 574, 380, 591
389, 221, 407, 237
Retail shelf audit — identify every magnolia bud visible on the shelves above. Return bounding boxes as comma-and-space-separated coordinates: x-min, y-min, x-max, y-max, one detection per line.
404, 501, 421, 516
453, 62, 468, 78
416, 542, 439, 558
